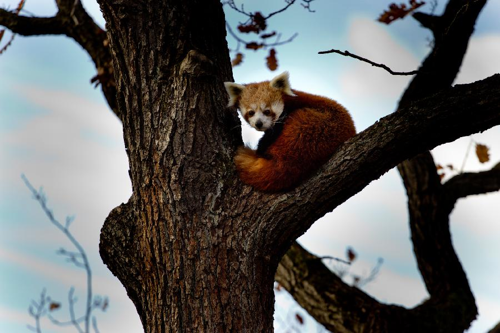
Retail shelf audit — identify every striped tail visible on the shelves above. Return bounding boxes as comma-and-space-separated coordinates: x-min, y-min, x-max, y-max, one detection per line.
234, 146, 303, 192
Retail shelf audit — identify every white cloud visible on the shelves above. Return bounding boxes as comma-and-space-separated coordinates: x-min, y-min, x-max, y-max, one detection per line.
467, 296, 500, 333
0, 85, 131, 247
0, 85, 140, 331
456, 34, 500, 84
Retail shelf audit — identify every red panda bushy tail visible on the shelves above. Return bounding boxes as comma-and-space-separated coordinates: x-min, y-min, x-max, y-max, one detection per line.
234, 147, 302, 192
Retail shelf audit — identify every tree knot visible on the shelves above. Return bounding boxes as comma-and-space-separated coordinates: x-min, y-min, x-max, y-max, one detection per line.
180, 50, 214, 77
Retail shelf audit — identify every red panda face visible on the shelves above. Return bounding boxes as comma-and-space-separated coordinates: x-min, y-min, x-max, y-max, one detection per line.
224, 71, 295, 131
240, 100, 284, 131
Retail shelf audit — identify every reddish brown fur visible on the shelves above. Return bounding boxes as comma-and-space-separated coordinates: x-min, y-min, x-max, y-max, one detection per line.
235, 89, 356, 192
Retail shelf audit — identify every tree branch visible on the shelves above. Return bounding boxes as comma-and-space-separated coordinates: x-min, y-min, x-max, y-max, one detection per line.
265, 74, 500, 252
443, 164, 500, 202
0, 3, 119, 117
276, 242, 463, 332
412, 12, 440, 33
271, 75, 500, 330
0, 9, 64, 36
318, 49, 419, 76
489, 321, 500, 333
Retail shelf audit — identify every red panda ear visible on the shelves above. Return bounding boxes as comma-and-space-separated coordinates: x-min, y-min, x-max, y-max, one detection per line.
224, 82, 245, 107
270, 71, 296, 96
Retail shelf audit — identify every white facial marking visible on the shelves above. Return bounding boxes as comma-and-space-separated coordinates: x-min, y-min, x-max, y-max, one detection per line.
240, 100, 285, 132
271, 101, 284, 119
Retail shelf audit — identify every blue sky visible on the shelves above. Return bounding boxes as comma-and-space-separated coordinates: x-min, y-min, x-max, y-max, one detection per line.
1, 1, 499, 332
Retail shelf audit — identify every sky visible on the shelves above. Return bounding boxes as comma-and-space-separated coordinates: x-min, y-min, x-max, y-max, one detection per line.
0, 0, 499, 332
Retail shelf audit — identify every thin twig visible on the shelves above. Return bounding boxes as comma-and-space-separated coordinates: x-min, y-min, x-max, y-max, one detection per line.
92, 316, 100, 333
355, 258, 384, 288
225, 21, 298, 49
28, 289, 48, 333
318, 255, 351, 265
460, 137, 474, 173
68, 288, 84, 333
318, 49, 419, 76
22, 175, 95, 333
48, 313, 86, 327
265, 0, 296, 20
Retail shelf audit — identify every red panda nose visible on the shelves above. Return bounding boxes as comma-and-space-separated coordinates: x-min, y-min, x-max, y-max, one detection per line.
255, 121, 263, 129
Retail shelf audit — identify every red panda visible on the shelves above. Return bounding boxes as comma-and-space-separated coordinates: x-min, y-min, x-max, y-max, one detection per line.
224, 72, 356, 192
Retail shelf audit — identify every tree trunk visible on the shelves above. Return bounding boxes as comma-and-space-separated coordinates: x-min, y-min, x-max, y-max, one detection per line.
97, 0, 278, 331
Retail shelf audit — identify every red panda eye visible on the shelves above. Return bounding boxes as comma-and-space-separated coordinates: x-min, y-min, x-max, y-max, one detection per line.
263, 109, 271, 116
248, 110, 255, 117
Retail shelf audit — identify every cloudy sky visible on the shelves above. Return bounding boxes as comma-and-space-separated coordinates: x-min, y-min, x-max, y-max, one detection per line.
1, 0, 499, 332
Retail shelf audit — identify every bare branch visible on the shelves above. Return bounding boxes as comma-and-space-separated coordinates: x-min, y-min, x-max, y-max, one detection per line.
0, 2, 118, 116
0, 9, 65, 36
317, 255, 351, 265
28, 289, 48, 333
444, 163, 500, 201
266, 74, 500, 252
22, 175, 98, 333
68, 287, 85, 333
92, 316, 100, 333
223, 0, 316, 20
412, 12, 440, 32
489, 321, 500, 333
318, 48, 419, 76
265, 0, 296, 20
47, 314, 86, 327
225, 21, 298, 49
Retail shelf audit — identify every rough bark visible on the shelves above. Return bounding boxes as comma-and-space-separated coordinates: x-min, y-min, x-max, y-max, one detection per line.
96, 0, 280, 331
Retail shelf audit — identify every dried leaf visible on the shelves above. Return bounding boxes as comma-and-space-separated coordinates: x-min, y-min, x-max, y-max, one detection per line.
475, 143, 490, 163
49, 302, 61, 311
246, 42, 263, 50
251, 12, 267, 32
237, 11, 267, 34
295, 313, 304, 325
266, 48, 278, 71
231, 52, 243, 67
378, 0, 425, 24
346, 247, 357, 263
436, 164, 443, 170
261, 31, 277, 39
275, 283, 282, 292
446, 164, 454, 171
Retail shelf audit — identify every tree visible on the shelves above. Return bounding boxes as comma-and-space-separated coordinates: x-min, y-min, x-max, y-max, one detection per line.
1, 0, 499, 332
